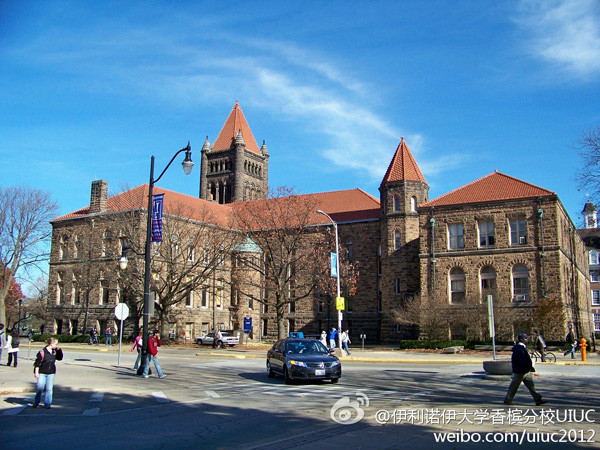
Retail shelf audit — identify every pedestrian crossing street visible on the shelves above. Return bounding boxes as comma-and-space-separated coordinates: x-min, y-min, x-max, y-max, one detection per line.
2, 377, 408, 417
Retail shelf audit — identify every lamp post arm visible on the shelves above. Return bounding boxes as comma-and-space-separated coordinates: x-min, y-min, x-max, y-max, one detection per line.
153, 142, 191, 185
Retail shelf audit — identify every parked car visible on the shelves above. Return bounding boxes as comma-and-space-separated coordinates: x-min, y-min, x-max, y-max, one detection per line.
266, 338, 341, 384
195, 332, 239, 347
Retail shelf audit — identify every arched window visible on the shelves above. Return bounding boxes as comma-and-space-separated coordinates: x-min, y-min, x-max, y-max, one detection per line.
411, 196, 417, 212
480, 266, 496, 290
512, 265, 529, 301
590, 250, 599, 266
449, 268, 465, 303
393, 196, 401, 212
394, 230, 401, 250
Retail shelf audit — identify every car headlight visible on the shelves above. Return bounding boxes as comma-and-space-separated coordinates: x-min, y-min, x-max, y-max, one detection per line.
289, 360, 307, 367
331, 360, 341, 366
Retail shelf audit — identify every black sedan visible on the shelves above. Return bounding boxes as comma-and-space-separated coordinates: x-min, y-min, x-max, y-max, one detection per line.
266, 338, 341, 384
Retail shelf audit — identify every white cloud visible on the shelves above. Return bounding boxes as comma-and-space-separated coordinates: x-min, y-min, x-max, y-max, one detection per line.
515, 0, 600, 78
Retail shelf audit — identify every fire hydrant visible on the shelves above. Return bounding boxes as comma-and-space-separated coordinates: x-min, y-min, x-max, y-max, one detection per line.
580, 338, 587, 362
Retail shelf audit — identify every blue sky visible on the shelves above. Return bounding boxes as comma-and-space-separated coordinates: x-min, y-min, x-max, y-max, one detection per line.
1, 0, 599, 229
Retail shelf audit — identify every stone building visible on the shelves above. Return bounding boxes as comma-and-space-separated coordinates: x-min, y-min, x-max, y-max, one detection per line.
46, 102, 594, 343
578, 202, 600, 338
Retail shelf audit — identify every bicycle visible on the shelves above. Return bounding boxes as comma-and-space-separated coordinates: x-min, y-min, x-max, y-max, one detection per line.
529, 348, 556, 363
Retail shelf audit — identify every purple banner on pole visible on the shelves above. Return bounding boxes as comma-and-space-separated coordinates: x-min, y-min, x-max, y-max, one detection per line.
151, 194, 164, 242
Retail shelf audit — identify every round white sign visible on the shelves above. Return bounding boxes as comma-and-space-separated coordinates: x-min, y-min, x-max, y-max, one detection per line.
114, 303, 130, 321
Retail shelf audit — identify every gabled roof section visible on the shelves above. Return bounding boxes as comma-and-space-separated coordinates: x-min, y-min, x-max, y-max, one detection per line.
211, 101, 261, 154
231, 188, 380, 226
381, 138, 426, 185
421, 171, 555, 208
54, 184, 235, 228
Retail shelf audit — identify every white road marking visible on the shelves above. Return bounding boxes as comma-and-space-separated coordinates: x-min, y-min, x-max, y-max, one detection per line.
205, 390, 221, 398
89, 392, 104, 402
152, 391, 169, 403
3, 405, 28, 415
82, 408, 100, 416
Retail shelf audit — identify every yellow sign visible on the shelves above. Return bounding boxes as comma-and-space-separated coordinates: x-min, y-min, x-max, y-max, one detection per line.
336, 296, 345, 310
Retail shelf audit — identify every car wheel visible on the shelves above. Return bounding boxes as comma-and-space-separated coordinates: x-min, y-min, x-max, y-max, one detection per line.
267, 361, 275, 378
331, 378, 339, 384
284, 367, 294, 385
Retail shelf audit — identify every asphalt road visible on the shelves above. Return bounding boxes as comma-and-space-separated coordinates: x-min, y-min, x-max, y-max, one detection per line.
1, 348, 599, 450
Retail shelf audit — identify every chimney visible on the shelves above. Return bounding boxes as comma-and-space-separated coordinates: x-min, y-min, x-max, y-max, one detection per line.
90, 180, 108, 213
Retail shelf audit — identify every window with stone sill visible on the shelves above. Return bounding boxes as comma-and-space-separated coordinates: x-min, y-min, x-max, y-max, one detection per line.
448, 224, 464, 250
510, 218, 527, 246
449, 268, 465, 303
594, 314, 600, 332
590, 250, 599, 266
512, 265, 529, 301
591, 271, 600, 283
478, 221, 495, 248
480, 266, 497, 291
393, 196, 401, 212
592, 290, 600, 306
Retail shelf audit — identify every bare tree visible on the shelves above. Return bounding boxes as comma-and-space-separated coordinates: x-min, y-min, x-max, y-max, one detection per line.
232, 187, 360, 339
118, 199, 240, 340
0, 186, 59, 326
577, 125, 600, 205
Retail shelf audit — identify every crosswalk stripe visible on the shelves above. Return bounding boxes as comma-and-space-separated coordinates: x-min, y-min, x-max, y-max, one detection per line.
152, 391, 169, 403
83, 408, 100, 416
3, 405, 28, 415
89, 392, 104, 402
205, 390, 220, 398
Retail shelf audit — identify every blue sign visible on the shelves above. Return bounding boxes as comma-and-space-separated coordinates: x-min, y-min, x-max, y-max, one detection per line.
151, 194, 164, 242
243, 316, 253, 333
330, 252, 338, 278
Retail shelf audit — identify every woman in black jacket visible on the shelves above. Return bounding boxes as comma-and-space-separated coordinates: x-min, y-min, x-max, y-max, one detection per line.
32, 337, 63, 409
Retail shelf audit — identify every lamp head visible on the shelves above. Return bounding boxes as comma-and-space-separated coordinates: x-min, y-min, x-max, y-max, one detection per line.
182, 141, 193, 175
118, 255, 128, 270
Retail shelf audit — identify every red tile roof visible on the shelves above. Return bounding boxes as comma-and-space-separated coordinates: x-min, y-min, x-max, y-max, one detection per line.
211, 101, 261, 155
420, 171, 555, 208
55, 186, 380, 229
54, 185, 235, 227
381, 138, 426, 185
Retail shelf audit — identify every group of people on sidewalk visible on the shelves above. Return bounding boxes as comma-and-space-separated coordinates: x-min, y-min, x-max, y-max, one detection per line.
320, 327, 351, 355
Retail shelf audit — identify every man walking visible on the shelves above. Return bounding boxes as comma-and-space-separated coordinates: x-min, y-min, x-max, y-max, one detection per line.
504, 333, 547, 406
329, 327, 338, 350
105, 327, 112, 347
533, 330, 546, 362
341, 329, 351, 356
143, 329, 166, 379
563, 327, 577, 359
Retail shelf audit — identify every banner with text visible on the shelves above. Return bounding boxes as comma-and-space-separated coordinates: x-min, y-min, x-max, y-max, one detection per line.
151, 193, 164, 242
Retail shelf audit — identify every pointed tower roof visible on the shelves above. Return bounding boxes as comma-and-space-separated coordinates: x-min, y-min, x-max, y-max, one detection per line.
381, 138, 426, 186
211, 101, 260, 154
421, 171, 555, 208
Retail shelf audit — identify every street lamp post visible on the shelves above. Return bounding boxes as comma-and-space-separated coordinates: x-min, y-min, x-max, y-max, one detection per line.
316, 210, 342, 352
119, 142, 193, 376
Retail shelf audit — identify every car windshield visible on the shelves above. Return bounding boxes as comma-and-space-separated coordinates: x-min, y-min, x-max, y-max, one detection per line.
285, 340, 328, 355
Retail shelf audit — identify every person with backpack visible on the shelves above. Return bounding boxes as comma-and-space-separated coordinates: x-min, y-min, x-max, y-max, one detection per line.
563, 327, 577, 359
130, 329, 143, 370
4, 329, 20, 367
32, 337, 63, 408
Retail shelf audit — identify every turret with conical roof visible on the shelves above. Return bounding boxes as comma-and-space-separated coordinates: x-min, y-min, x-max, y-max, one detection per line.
199, 102, 269, 203
378, 138, 429, 342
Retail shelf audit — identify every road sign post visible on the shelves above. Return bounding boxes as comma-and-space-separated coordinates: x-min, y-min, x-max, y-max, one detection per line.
114, 303, 130, 365
487, 295, 496, 360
